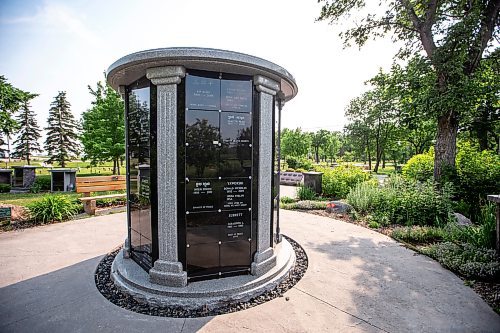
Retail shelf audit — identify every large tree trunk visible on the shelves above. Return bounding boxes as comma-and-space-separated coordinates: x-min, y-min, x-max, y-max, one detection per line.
434, 110, 459, 181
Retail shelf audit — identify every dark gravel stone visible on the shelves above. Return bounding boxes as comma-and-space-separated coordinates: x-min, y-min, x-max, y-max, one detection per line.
95, 235, 308, 318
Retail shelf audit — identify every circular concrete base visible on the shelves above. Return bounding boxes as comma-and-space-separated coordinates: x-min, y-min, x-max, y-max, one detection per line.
111, 239, 296, 310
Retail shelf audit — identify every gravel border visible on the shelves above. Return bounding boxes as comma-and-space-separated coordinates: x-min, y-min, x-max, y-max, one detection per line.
95, 235, 308, 317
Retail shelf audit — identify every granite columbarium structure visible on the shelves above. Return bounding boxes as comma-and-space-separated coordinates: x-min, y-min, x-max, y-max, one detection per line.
106, 47, 298, 308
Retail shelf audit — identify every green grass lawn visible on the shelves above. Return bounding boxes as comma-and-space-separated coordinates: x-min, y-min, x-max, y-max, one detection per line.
0, 192, 79, 206
0, 158, 125, 176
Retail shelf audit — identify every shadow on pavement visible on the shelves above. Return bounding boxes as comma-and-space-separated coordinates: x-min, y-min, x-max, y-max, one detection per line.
0, 256, 211, 333
307, 235, 500, 333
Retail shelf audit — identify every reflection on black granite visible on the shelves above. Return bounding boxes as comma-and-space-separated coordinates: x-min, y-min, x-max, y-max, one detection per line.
186, 110, 220, 178
184, 71, 255, 279
221, 80, 252, 113
127, 79, 153, 271
186, 75, 220, 110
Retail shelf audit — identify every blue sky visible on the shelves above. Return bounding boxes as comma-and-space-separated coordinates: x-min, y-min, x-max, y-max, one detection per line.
0, 0, 400, 145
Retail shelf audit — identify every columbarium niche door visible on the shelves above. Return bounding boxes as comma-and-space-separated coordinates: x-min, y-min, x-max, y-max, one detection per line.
184, 70, 254, 280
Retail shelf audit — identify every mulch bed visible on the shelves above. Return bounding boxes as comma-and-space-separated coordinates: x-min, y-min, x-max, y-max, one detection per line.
297, 208, 500, 315
0, 203, 126, 233
95, 235, 308, 317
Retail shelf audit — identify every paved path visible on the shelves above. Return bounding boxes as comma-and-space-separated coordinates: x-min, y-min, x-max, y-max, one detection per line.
1, 210, 499, 332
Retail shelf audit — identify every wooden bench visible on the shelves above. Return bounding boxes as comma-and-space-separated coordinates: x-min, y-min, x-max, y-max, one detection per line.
76, 175, 126, 215
279, 172, 303, 186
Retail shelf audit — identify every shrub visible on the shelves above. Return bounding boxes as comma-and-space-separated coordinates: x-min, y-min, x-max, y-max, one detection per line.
317, 165, 370, 199
286, 156, 299, 170
0, 184, 11, 193
286, 156, 313, 171
444, 204, 496, 249
30, 175, 51, 193
422, 242, 500, 281
346, 181, 380, 214
27, 194, 80, 224
346, 176, 454, 227
368, 221, 380, 229
391, 226, 446, 244
280, 196, 295, 204
402, 149, 434, 181
456, 142, 500, 220
297, 185, 316, 200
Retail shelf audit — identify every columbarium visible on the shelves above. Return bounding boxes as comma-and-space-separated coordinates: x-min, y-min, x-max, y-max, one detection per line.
106, 47, 298, 307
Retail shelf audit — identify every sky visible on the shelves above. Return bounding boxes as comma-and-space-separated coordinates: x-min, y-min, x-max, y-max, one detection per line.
0, 0, 400, 143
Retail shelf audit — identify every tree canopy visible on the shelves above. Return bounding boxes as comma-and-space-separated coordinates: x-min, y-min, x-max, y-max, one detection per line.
317, 0, 500, 181
81, 81, 125, 174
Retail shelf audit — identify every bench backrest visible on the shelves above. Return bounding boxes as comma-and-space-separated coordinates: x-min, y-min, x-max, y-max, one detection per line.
76, 175, 126, 193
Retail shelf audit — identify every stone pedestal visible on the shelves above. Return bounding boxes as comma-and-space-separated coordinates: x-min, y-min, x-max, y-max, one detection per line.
303, 172, 323, 195
146, 66, 188, 287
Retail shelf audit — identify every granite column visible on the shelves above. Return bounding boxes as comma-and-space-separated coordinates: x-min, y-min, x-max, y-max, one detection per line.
251, 75, 280, 276
146, 66, 187, 287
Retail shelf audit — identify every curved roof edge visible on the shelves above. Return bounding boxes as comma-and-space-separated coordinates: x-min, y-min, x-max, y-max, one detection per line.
106, 47, 298, 101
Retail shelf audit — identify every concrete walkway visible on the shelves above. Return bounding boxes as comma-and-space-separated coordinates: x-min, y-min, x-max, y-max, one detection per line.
0, 210, 499, 333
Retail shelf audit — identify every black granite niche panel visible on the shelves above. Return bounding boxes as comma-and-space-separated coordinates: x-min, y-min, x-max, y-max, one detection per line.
186, 212, 221, 245
220, 241, 251, 271
186, 242, 220, 276
126, 78, 153, 271
222, 210, 251, 241
220, 112, 252, 177
221, 179, 251, 210
185, 110, 220, 179
221, 79, 252, 113
186, 74, 220, 110
184, 70, 254, 280
185, 180, 219, 212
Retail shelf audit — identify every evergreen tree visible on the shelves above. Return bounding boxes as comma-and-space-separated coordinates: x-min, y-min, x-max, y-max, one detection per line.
12, 92, 42, 164
45, 91, 80, 167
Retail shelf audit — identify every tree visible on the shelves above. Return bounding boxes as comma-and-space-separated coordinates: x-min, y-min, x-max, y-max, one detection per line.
81, 81, 125, 175
345, 95, 373, 168
0, 76, 24, 159
323, 131, 341, 163
12, 92, 42, 164
45, 91, 80, 167
310, 129, 330, 163
318, 0, 500, 181
280, 128, 311, 159
345, 76, 397, 172
464, 50, 500, 151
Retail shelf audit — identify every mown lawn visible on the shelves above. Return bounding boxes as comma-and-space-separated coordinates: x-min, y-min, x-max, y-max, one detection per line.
0, 192, 79, 206
0, 158, 125, 176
